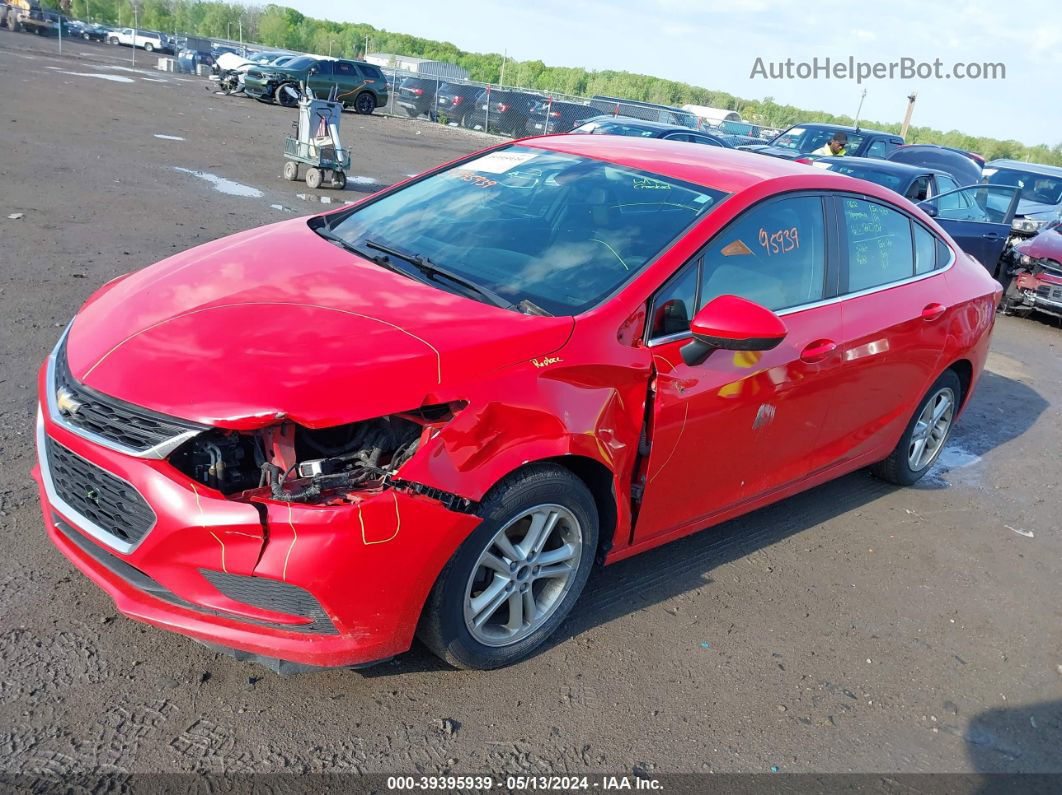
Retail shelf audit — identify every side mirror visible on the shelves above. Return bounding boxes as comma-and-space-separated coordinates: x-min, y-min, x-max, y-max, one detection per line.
680, 295, 788, 366
920, 202, 939, 218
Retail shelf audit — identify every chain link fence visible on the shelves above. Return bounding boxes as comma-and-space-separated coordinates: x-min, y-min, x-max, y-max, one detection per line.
373, 64, 769, 142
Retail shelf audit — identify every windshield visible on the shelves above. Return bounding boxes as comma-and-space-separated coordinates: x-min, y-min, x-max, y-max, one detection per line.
824, 164, 905, 193
281, 56, 316, 71
772, 126, 865, 153
982, 167, 1062, 206
320, 145, 727, 314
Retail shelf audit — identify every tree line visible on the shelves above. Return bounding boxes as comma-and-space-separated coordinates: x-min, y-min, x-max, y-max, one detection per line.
40, 0, 1062, 165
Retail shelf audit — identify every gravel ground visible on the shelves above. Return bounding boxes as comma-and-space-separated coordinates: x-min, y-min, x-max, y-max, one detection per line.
1, 32, 1060, 779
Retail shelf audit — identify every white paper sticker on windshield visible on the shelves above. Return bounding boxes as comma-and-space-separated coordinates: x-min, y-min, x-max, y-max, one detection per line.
465, 151, 540, 174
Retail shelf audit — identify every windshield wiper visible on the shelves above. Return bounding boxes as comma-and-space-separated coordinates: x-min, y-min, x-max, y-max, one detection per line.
314, 227, 413, 278
363, 239, 513, 310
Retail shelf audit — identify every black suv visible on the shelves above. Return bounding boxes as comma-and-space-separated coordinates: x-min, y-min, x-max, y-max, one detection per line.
396, 76, 440, 119
461, 89, 543, 137
435, 82, 483, 125
525, 100, 598, 135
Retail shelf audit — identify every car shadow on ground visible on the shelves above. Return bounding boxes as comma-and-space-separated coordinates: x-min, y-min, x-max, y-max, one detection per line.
363, 369, 1048, 677
965, 699, 1062, 789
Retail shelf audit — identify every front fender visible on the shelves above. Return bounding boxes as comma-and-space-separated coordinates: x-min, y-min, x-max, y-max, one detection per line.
397, 355, 652, 554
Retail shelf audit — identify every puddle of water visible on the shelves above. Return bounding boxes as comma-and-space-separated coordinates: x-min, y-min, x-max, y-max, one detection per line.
154, 134, 185, 141
52, 69, 136, 83
141, 77, 168, 83
103, 65, 153, 75
295, 193, 355, 205
270, 204, 294, 213
174, 167, 263, 198
934, 445, 982, 470
349, 176, 377, 185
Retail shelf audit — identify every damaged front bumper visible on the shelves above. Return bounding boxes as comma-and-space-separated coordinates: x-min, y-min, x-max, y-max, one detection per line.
33, 368, 483, 671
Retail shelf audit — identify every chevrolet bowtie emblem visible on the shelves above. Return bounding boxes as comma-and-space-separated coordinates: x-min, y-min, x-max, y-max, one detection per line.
56, 386, 83, 417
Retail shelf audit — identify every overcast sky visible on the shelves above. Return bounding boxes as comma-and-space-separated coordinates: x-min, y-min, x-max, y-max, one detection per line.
286, 0, 1060, 146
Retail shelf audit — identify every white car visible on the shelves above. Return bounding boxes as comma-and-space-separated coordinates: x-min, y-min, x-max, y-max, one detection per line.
107, 28, 170, 53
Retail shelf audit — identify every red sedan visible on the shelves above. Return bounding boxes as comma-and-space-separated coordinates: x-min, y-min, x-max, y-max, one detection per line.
33, 137, 1001, 672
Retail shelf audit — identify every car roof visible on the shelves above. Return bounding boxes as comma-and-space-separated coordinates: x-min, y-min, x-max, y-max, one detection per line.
584, 115, 698, 133
784, 122, 896, 136
987, 159, 1062, 177
524, 135, 841, 193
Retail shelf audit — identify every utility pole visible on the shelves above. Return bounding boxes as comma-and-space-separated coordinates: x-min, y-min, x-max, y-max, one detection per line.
900, 91, 917, 139
499, 48, 507, 87
364, 34, 369, 58
853, 88, 867, 129
131, 4, 137, 67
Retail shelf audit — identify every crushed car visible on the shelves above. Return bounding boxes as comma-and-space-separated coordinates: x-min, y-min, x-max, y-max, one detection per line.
34, 139, 1001, 674
1001, 220, 1062, 319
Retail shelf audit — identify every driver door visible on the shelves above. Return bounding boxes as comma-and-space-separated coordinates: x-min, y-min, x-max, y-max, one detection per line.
306, 59, 335, 99
633, 194, 844, 544
919, 185, 1019, 272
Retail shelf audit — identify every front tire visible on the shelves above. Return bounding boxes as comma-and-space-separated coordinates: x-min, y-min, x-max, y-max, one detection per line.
418, 464, 598, 670
275, 82, 300, 108
871, 370, 962, 486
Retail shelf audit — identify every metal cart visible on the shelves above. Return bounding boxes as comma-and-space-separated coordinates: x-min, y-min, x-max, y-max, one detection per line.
282, 86, 350, 190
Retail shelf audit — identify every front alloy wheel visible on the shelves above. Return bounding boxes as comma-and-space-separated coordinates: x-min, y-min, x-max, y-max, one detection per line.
418, 464, 598, 669
464, 504, 583, 647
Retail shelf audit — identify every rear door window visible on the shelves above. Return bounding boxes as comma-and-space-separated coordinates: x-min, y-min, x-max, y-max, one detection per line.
335, 61, 357, 76
841, 198, 915, 291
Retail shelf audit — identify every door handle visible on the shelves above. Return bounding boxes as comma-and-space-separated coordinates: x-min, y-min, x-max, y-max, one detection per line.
984, 232, 1002, 240
800, 339, 837, 363
921, 303, 947, 321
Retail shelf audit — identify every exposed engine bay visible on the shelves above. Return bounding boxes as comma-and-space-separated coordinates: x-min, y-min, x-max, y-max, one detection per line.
169, 403, 465, 505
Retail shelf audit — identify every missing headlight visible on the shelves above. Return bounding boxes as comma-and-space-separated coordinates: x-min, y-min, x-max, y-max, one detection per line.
169, 403, 464, 503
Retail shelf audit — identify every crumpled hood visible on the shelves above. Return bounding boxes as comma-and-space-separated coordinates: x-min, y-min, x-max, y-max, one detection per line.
66, 218, 573, 428
1014, 228, 1062, 262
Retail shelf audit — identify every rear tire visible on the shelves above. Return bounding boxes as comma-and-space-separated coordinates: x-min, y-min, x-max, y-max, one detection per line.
331, 170, 347, 190
144, 42, 154, 52
305, 167, 323, 190
418, 464, 598, 670
871, 370, 962, 486
282, 160, 299, 181
353, 91, 375, 115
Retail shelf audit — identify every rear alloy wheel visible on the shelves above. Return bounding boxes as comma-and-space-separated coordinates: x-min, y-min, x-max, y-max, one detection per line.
144, 42, 154, 52
871, 370, 961, 486
353, 92, 375, 115
275, 82, 301, 108
418, 465, 598, 669
108, 36, 119, 45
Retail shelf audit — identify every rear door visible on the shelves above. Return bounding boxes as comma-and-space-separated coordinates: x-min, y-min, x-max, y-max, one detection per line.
633, 194, 845, 543
820, 195, 954, 465
918, 185, 1019, 272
